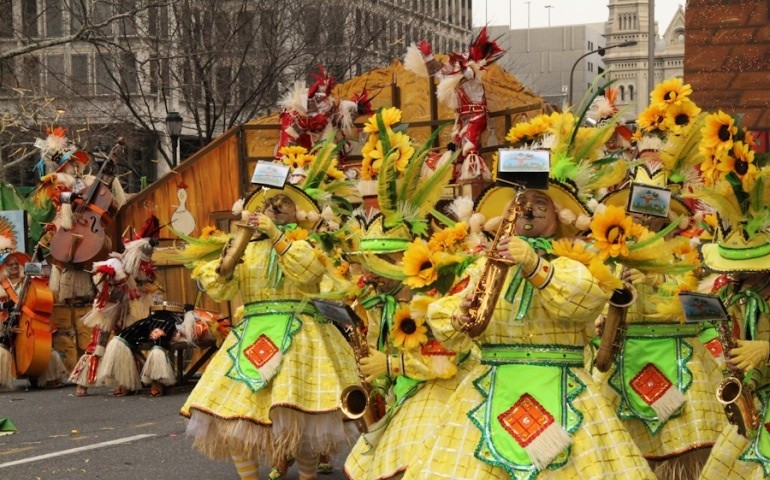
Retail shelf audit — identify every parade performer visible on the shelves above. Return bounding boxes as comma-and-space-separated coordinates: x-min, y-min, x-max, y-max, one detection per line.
275, 66, 373, 161
97, 302, 204, 397
31, 132, 126, 304
342, 109, 472, 479
404, 27, 504, 182
584, 81, 727, 479
69, 237, 158, 396
179, 183, 359, 480
0, 243, 64, 390
678, 110, 770, 479
396, 179, 657, 480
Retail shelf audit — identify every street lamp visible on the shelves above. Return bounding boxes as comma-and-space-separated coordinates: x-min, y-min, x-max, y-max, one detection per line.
544, 5, 553, 26
568, 40, 637, 106
165, 111, 183, 166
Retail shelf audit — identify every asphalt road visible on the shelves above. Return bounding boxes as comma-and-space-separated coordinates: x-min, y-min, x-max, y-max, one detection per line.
0, 381, 352, 480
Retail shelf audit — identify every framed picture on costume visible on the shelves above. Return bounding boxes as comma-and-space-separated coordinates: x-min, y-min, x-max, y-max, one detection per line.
627, 183, 671, 218
678, 292, 729, 323
250, 161, 290, 188
496, 149, 550, 189
0, 210, 26, 254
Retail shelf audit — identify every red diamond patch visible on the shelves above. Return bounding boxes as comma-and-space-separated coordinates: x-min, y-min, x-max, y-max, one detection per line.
498, 393, 554, 447
630, 363, 672, 405
703, 338, 724, 358
244, 335, 279, 368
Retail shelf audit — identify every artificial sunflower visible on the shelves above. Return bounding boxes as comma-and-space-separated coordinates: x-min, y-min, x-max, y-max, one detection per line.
697, 146, 725, 186
363, 107, 402, 134
391, 306, 428, 350
427, 222, 468, 252
505, 115, 551, 145
402, 238, 438, 288
590, 205, 645, 260
280, 145, 314, 170
387, 130, 415, 172
650, 77, 693, 106
663, 99, 701, 133
360, 135, 384, 180
701, 110, 737, 156
731, 141, 759, 192
551, 238, 594, 265
637, 103, 668, 133
200, 225, 223, 238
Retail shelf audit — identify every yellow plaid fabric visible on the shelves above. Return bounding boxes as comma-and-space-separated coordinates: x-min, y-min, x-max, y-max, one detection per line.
394, 256, 656, 479
344, 355, 476, 480
593, 277, 727, 460
181, 239, 359, 462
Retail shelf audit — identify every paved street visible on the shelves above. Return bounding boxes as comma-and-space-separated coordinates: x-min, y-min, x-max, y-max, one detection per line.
0, 381, 352, 480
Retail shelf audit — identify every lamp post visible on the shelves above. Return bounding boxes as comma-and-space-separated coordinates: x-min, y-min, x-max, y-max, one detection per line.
568, 40, 637, 106
544, 5, 553, 26
165, 111, 183, 166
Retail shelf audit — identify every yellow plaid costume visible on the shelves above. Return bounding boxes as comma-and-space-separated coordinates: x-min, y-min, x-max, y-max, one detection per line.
591, 277, 727, 474
400, 256, 656, 480
697, 308, 770, 479
180, 239, 359, 464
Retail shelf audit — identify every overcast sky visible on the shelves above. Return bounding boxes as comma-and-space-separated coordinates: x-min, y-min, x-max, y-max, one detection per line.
473, 0, 683, 30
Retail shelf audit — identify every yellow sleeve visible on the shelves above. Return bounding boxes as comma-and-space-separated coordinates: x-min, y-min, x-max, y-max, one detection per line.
537, 256, 611, 324
277, 240, 326, 287
197, 258, 240, 302
400, 349, 458, 381
424, 261, 483, 354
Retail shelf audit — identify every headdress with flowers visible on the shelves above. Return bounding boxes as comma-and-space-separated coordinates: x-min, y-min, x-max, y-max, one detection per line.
348, 107, 457, 280
686, 110, 770, 273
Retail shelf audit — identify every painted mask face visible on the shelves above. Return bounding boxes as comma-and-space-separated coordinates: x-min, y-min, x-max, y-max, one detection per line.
514, 190, 558, 238
3, 257, 20, 279
263, 194, 298, 226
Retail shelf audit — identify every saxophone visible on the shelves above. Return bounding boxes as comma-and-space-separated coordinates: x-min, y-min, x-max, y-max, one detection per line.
594, 270, 636, 373
339, 301, 383, 433
715, 313, 760, 438
453, 189, 526, 338
215, 221, 257, 283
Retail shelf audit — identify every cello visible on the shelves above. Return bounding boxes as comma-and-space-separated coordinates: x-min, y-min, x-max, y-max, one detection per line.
48, 138, 124, 268
6, 243, 53, 378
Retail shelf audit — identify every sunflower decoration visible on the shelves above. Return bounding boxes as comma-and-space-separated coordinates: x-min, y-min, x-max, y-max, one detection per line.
402, 228, 476, 294
650, 77, 693, 107
360, 107, 417, 181
504, 114, 552, 146
284, 227, 309, 242
390, 306, 428, 350
279, 145, 315, 170
589, 205, 647, 260
663, 100, 701, 135
687, 111, 769, 230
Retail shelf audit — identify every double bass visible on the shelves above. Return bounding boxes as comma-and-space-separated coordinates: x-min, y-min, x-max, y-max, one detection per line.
48, 138, 124, 268
6, 244, 53, 378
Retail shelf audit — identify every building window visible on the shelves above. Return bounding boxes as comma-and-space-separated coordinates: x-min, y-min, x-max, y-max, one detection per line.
0, 0, 11, 38
22, 0, 39, 37
119, 52, 138, 94
588, 41, 593, 50
45, 0, 63, 37
71, 54, 90, 96
629, 85, 634, 101
47, 55, 65, 95
619, 85, 625, 101
588, 61, 593, 73
95, 56, 114, 95
93, 0, 113, 37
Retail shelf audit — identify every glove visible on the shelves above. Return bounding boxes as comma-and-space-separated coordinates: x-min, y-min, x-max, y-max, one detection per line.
499, 236, 538, 275
730, 339, 770, 372
0, 300, 14, 310
417, 40, 432, 56
359, 347, 387, 383
622, 269, 663, 287
256, 213, 280, 241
